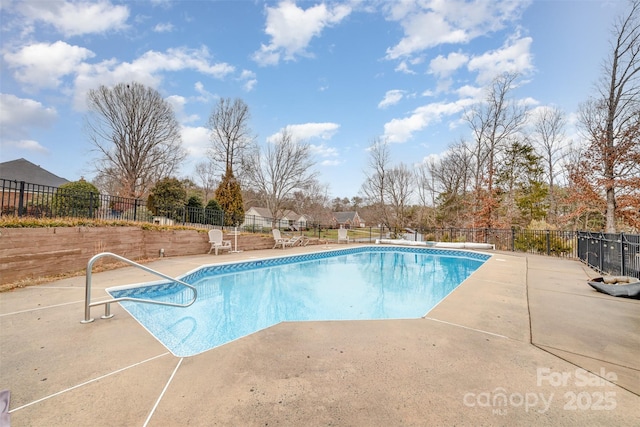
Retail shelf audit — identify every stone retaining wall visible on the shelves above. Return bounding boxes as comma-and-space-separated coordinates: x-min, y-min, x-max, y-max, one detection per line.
0, 227, 300, 285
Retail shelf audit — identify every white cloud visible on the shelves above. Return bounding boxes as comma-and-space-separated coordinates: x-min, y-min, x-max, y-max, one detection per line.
429, 51, 469, 78
0, 93, 57, 153
456, 84, 483, 99
378, 90, 405, 109
311, 142, 341, 166
73, 46, 235, 109
383, 100, 470, 143
386, 9, 468, 59
150, 0, 173, 7
17, 0, 130, 37
4, 41, 95, 89
181, 125, 210, 159
394, 60, 416, 74
243, 79, 257, 92
194, 81, 215, 103
267, 122, 340, 143
166, 95, 199, 124
153, 22, 174, 32
132, 47, 234, 77
0, 93, 57, 131
253, 0, 351, 66
7, 139, 50, 153
239, 69, 257, 92
385, 0, 529, 59
468, 35, 534, 84
310, 143, 338, 158
320, 159, 342, 167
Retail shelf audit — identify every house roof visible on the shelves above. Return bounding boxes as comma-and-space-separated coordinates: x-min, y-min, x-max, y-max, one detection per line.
0, 158, 69, 187
333, 211, 359, 224
247, 207, 303, 221
247, 207, 272, 218
281, 209, 302, 221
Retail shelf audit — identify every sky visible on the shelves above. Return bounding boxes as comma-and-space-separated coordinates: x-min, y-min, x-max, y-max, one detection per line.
0, 0, 630, 200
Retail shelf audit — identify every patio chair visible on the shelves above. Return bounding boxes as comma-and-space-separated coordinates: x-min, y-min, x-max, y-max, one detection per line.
291, 235, 310, 246
272, 229, 302, 249
337, 227, 350, 244
208, 229, 232, 255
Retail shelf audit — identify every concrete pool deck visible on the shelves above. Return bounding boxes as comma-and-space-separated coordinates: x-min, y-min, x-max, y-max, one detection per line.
1, 245, 638, 426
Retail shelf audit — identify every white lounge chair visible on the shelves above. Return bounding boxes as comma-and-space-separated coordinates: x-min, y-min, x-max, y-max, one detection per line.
208, 229, 232, 255
272, 229, 306, 249
292, 235, 309, 246
337, 228, 350, 243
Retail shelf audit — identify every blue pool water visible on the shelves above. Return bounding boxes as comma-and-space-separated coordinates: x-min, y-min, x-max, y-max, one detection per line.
108, 246, 489, 357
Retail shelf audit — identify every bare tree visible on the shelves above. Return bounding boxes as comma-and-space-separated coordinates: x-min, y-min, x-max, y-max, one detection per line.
385, 163, 415, 232
530, 106, 567, 223
464, 72, 529, 227
563, 142, 608, 230
194, 159, 219, 202
578, 0, 640, 232
245, 127, 318, 226
290, 180, 331, 224
427, 140, 475, 227
415, 160, 437, 228
207, 97, 255, 177
85, 82, 186, 198
360, 137, 392, 229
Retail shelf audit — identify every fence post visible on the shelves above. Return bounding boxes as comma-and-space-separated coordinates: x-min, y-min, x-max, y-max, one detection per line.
599, 233, 604, 273
511, 227, 516, 251
620, 232, 626, 276
17, 181, 26, 217
89, 192, 95, 218
546, 230, 551, 255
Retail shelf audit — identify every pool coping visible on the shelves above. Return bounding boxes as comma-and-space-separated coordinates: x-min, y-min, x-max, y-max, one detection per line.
1, 244, 638, 425
105, 245, 492, 293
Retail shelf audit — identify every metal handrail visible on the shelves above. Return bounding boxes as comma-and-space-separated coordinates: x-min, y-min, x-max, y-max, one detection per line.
81, 252, 198, 323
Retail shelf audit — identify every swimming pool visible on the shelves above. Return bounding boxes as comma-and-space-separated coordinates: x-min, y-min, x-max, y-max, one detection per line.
108, 246, 490, 357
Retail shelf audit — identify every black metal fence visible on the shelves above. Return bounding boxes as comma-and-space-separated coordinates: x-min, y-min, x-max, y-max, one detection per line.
2, 179, 638, 278
577, 231, 640, 279
410, 227, 577, 256
1, 179, 224, 228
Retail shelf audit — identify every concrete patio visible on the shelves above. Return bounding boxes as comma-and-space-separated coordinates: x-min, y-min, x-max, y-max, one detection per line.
1, 245, 638, 426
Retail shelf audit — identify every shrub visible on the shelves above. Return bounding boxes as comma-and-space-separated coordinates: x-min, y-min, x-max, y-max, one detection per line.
52, 179, 101, 218
514, 221, 572, 255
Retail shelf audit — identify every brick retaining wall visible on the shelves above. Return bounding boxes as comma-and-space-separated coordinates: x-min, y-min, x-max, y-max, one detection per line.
0, 227, 294, 285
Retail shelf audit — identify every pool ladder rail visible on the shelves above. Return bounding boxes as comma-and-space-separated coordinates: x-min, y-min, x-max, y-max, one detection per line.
81, 252, 198, 324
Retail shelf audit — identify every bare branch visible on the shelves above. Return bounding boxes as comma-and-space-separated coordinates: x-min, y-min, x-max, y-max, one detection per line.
85, 82, 185, 198
207, 98, 255, 177
245, 127, 318, 223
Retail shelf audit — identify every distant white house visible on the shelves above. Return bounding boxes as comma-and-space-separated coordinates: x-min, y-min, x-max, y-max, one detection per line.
243, 207, 308, 230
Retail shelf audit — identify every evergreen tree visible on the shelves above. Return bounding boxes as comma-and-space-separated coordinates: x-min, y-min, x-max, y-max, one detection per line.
147, 177, 187, 220
186, 195, 204, 223
214, 170, 244, 227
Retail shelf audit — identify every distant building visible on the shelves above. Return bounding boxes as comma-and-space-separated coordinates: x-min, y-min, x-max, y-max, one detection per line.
0, 158, 70, 216
331, 211, 364, 228
0, 158, 69, 187
243, 207, 308, 230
